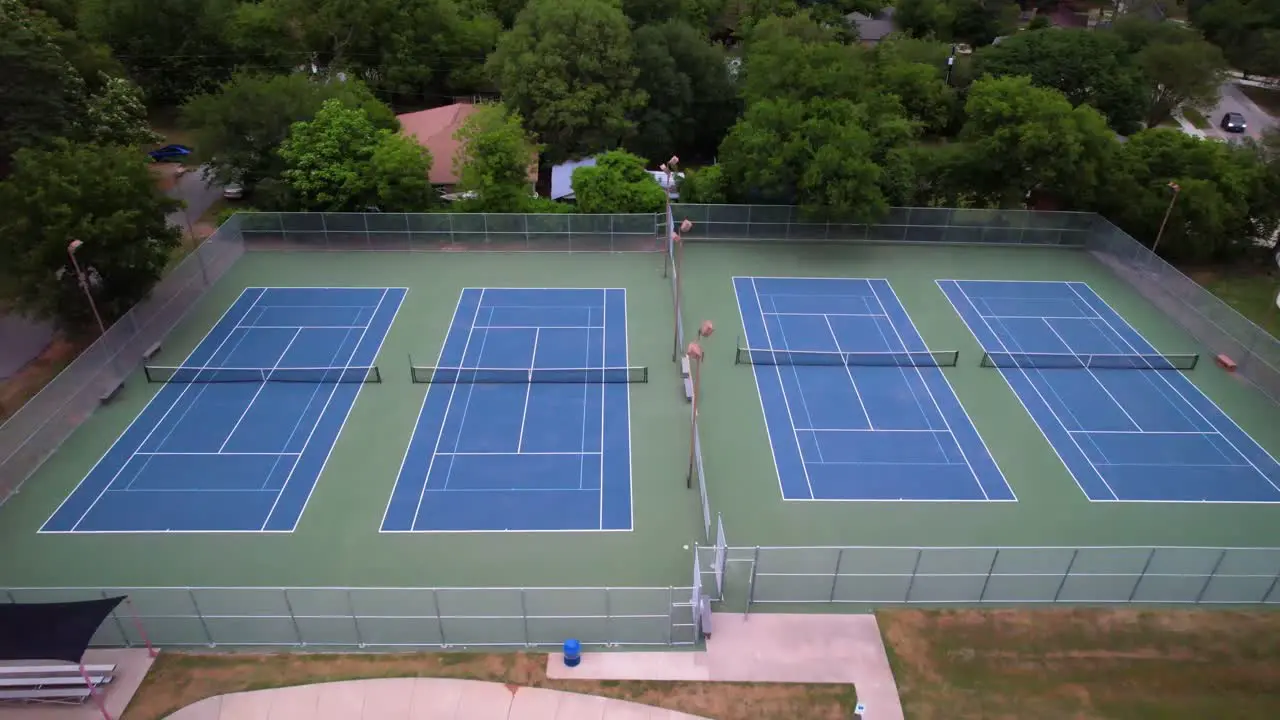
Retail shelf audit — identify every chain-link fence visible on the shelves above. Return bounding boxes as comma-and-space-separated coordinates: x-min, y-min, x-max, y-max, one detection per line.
719, 546, 1280, 608
3, 585, 698, 649
0, 219, 245, 505
1087, 216, 1280, 404
671, 204, 1095, 246
236, 212, 664, 252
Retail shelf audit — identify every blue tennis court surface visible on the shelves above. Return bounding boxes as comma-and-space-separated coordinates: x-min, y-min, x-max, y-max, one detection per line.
382, 288, 633, 532
42, 287, 405, 533
734, 277, 1012, 502
940, 279, 1280, 502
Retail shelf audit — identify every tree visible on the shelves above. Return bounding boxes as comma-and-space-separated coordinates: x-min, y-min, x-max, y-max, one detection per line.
1097, 129, 1277, 263
0, 140, 181, 329
1138, 40, 1228, 127
488, 0, 645, 162
677, 165, 728, 203
182, 74, 397, 190
279, 99, 433, 212
955, 76, 1118, 208
630, 20, 738, 164
1191, 0, 1280, 78
874, 59, 957, 135
718, 98, 890, 221
452, 104, 541, 212
893, 0, 952, 39
79, 0, 238, 106
570, 151, 668, 214
82, 74, 160, 147
0, 0, 86, 173
973, 29, 1148, 134
740, 13, 870, 106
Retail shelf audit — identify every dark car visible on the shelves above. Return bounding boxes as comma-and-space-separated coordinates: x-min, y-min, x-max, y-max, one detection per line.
147, 144, 193, 162
1221, 112, 1247, 133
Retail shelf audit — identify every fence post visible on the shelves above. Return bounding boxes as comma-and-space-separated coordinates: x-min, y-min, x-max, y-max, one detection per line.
1053, 549, 1079, 602
282, 589, 303, 645
1262, 565, 1280, 604
604, 588, 612, 644
447, 213, 456, 246
1127, 548, 1158, 602
903, 549, 924, 603
4, 590, 14, 603
745, 546, 760, 618
188, 588, 214, 647
432, 589, 447, 647
978, 549, 1000, 602
1194, 549, 1228, 604
828, 548, 844, 602
102, 590, 130, 648
320, 212, 329, 249
346, 590, 365, 648
519, 588, 530, 647
666, 586, 674, 646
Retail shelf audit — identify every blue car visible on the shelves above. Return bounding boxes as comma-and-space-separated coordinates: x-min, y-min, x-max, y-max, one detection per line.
147, 144, 193, 162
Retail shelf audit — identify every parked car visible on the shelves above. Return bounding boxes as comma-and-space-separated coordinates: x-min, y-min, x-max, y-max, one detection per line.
222, 182, 244, 200
147, 144, 193, 162
1221, 112, 1247, 133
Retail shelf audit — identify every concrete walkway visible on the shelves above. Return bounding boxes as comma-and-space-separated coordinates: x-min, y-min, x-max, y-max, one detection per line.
548, 612, 903, 720
164, 679, 709, 720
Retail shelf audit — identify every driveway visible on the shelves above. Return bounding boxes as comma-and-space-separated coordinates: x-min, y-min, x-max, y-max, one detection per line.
1204, 82, 1278, 141
166, 165, 223, 234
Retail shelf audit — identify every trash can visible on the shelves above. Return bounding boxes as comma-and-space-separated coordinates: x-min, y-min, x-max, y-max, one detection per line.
563, 638, 581, 667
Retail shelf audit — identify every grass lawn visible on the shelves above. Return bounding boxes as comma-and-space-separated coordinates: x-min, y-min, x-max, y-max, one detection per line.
1189, 268, 1280, 337
1182, 106, 1211, 130
881, 609, 1280, 719
1240, 84, 1280, 118
123, 652, 857, 720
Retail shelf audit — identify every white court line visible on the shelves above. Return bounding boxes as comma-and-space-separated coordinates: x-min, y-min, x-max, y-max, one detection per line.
134, 451, 301, 456
437, 308, 496, 491
113, 487, 280, 493
1092, 462, 1254, 468
218, 328, 302, 453
437, 451, 601, 456
64, 289, 268, 530
411, 290, 483, 526
1068, 430, 1217, 435
261, 288, 392, 530
765, 295, 826, 461
622, 288, 634, 532
753, 280, 820, 498
424, 487, 600, 493
235, 324, 368, 330
979, 315, 1097, 320
578, 306, 593, 491
1040, 318, 1143, 432
765, 312, 887, 318
938, 280, 1120, 501
1067, 283, 1280, 495
822, 314, 873, 429
516, 328, 540, 453
866, 282, 963, 489
475, 325, 604, 330
799, 428, 951, 433
808, 461, 967, 467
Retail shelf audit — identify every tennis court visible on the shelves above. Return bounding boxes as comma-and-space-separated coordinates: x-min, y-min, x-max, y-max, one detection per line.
382, 287, 634, 532
41, 286, 405, 533
940, 279, 1280, 503
733, 276, 1012, 502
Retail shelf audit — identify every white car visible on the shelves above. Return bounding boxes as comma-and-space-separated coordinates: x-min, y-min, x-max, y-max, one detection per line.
222, 183, 244, 200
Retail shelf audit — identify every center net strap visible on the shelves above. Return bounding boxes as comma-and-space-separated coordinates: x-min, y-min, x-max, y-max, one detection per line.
411, 366, 649, 383
735, 346, 960, 368
144, 365, 381, 383
980, 352, 1200, 370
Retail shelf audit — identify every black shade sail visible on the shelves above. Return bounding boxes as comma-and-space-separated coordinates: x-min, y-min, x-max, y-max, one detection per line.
0, 597, 124, 663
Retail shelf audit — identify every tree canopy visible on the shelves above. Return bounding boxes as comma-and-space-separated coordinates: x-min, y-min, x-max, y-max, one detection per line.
452, 104, 542, 212
570, 150, 668, 213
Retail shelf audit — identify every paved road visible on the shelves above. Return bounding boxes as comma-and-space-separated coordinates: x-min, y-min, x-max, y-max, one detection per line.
166, 165, 223, 234
1205, 82, 1278, 142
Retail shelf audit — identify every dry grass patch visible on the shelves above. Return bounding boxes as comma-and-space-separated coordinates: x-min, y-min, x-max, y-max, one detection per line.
124, 651, 857, 720
880, 608, 1280, 720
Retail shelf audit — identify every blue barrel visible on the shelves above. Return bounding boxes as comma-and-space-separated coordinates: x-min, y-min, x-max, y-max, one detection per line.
562, 638, 581, 667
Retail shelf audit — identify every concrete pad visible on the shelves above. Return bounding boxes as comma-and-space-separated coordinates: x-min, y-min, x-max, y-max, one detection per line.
452, 679, 513, 719
163, 696, 223, 720
0, 650, 157, 720
597, 699, 651, 720
313, 681, 367, 720
508, 686, 562, 719
550, 692, 606, 720
406, 678, 463, 718
358, 679, 415, 719
219, 690, 273, 720
266, 684, 321, 719
547, 652, 710, 682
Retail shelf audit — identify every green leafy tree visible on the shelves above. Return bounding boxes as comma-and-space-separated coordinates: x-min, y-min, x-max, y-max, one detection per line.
570, 151, 668, 214
973, 29, 1148, 134
893, 0, 952, 39
740, 13, 870, 106
1138, 40, 1228, 127
279, 99, 433, 211
82, 74, 160, 146
0, 140, 181, 329
630, 20, 738, 164
1098, 129, 1276, 263
0, 0, 86, 173
948, 0, 1017, 47
488, 0, 645, 162
79, 0, 238, 106
452, 104, 542, 212
1190, 0, 1280, 78
956, 75, 1117, 208
182, 74, 396, 190
676, 165, 728, 204
875, 59, 957, 135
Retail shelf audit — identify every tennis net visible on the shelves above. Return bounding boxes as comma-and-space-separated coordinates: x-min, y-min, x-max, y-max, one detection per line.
410, 366, 649, 383
980, 352, 1200, 370
144, 365, 382, 383
735, 346, 960, 368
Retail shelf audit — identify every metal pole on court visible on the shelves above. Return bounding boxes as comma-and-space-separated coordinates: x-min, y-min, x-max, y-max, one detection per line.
1151, 181, 1180, 257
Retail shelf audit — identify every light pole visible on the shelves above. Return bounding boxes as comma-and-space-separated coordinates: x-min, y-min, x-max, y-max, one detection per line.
67, 239, 107, 337
1151, 181, 1181, 257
